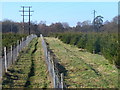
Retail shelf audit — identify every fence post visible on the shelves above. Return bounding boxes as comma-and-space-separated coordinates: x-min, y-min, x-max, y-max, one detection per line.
14, 44, 16, 62
11, 45, 13, 64
4, 47, 7, 72
52, 59, 56, 88
22, 37, 23, 41
61, 73, 64, 89
48, 51, 51, 74
22, 38, 24, 48
20, 40, 22, 51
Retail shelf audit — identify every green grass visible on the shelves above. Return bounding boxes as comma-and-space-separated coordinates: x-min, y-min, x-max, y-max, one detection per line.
27, 38, 51, 88
45, 37, 118, 88
2, 37, 51, 88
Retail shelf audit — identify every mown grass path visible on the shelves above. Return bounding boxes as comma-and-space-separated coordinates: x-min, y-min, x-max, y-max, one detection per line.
45, 37, 118, 88
2, 38, 51, 88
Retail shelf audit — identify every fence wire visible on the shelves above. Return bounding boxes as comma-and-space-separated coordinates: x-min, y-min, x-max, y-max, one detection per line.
40, 34, 64, 89
0, 34, 37, 83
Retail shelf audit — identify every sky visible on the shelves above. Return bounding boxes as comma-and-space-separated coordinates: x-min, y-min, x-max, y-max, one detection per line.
0, 1, 118, 27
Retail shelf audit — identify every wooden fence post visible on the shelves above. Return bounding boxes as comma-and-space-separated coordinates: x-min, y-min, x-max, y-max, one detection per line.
22, 38, 24, 48
4, 47, 7, 72
20, 40, 22, 51
51, 58, 56, 88
48, 51, 51, 73
61, 73, 64, 89
22, 37, 23, 41
14, 44, 16, 61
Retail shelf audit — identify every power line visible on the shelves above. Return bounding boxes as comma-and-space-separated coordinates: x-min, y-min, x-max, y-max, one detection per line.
19, 6, 34, 35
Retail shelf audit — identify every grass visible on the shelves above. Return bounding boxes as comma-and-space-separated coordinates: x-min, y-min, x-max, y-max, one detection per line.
27, 38, 51, 88
45, 37, 118, 88
2, 37, 51, 88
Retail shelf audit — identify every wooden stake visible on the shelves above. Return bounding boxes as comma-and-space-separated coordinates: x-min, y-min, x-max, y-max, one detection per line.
4, 47, 7, 72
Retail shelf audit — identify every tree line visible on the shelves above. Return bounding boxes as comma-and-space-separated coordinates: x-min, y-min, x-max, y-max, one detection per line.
1, 16, 118, 35
1, 16, 119, 68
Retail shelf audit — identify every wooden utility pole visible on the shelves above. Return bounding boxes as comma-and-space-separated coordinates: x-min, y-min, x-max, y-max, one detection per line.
28, 7, 33, 35
93, 10, 96, 20
19, 6, 34, 35
19, 6, 25, 33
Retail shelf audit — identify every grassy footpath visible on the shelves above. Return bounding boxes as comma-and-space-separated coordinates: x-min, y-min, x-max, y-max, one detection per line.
2, 38, 51, 88
45, 37, 118, 88
28, 38, 51, 88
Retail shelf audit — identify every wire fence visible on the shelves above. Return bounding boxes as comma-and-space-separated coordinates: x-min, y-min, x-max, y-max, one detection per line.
40, 34, 65, 89
0, 34, 37, 82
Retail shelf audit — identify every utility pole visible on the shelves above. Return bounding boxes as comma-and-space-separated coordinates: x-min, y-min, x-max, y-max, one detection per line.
19, 6, 24, 33
19, 6, 34, 35
93, 10, 96, 20
28, 7, 33, 35
92, 10, 97, 30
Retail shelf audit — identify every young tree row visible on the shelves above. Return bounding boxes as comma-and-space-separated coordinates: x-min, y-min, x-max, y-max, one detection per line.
51, 32, 119, 69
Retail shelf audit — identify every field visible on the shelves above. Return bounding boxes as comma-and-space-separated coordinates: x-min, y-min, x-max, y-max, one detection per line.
1, 2, 119, 89
45, 37, 118, 88
2, 37, 51, 88
1, 36, 118, 88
